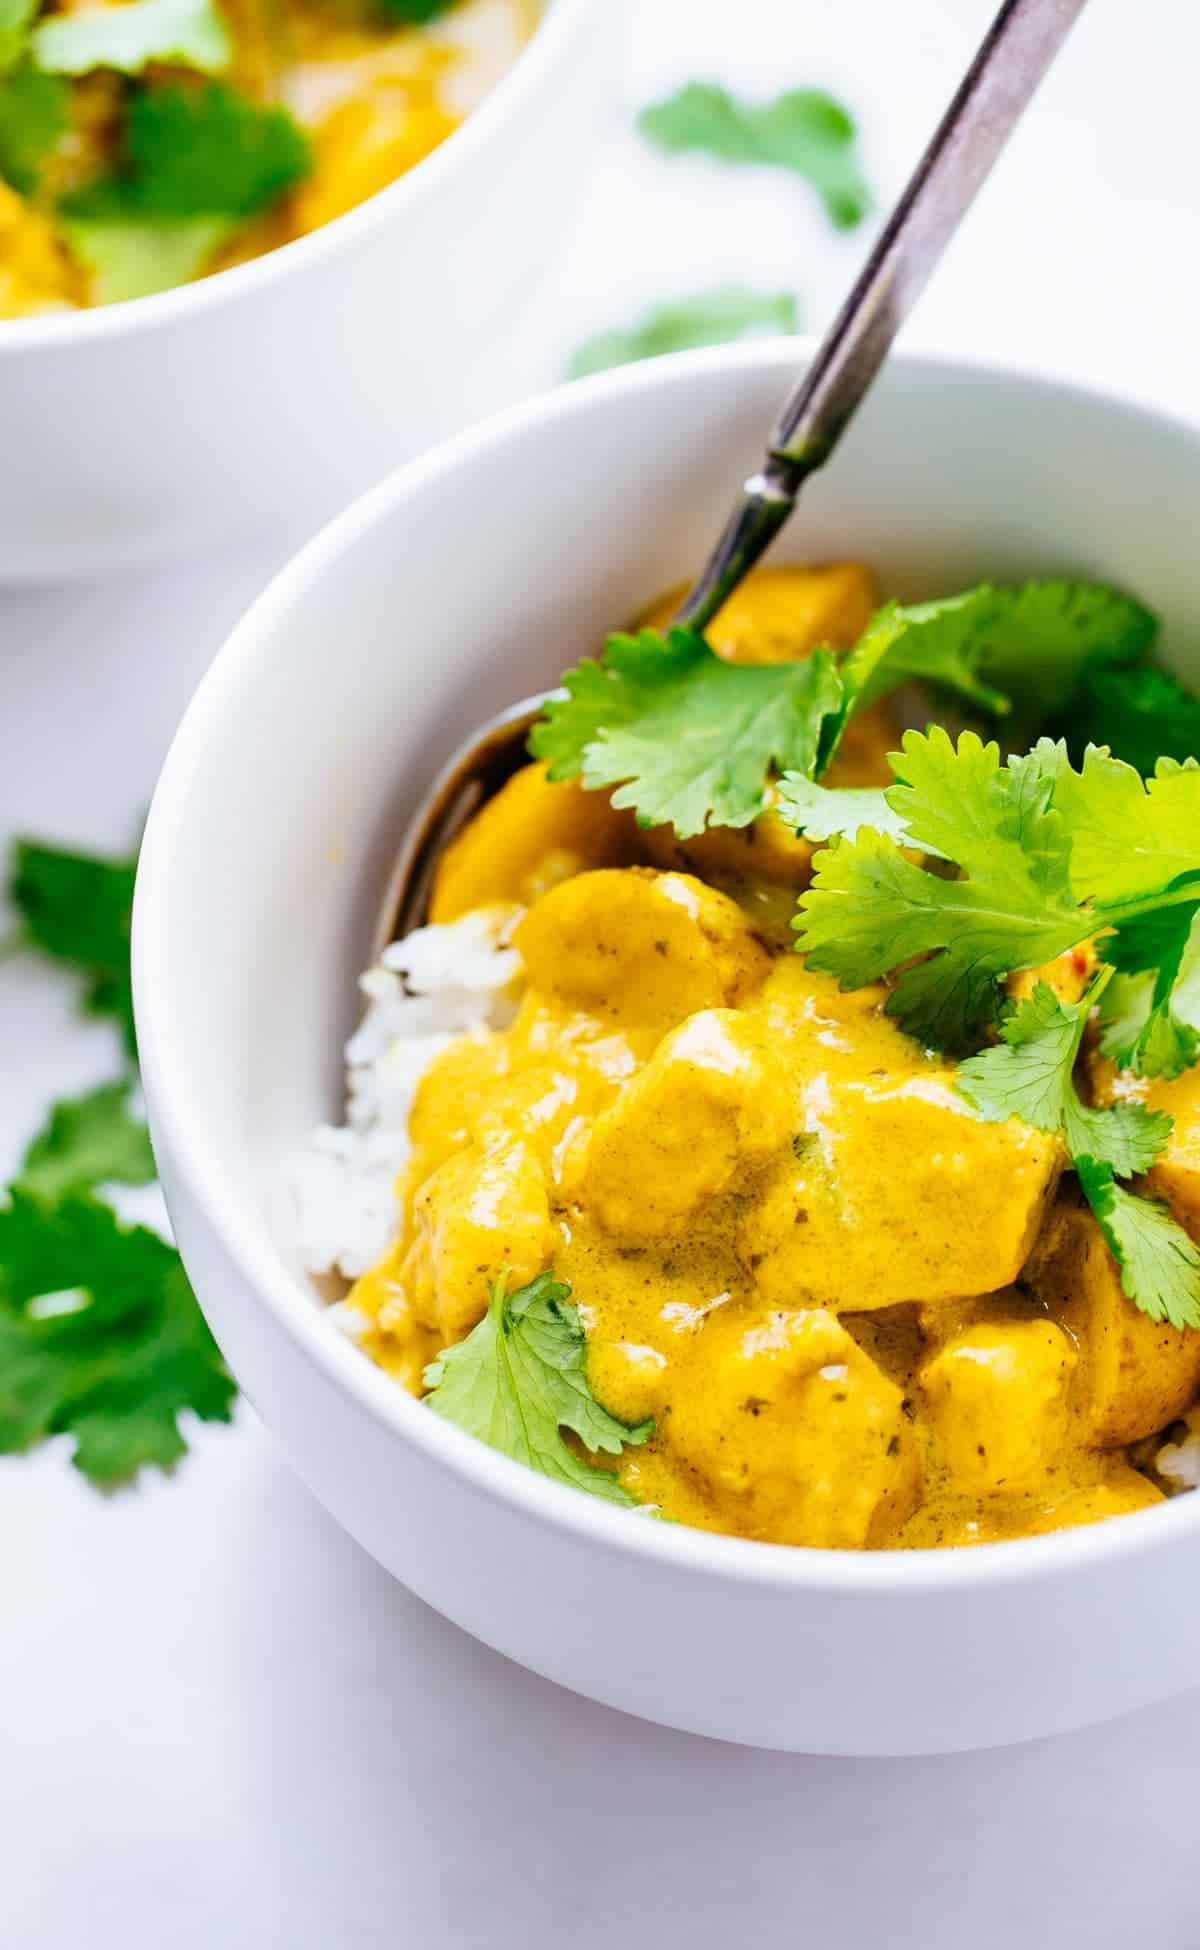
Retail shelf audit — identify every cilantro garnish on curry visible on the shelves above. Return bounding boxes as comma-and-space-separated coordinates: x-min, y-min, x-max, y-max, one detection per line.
0, 0, 535, 315
319, 558, 1200, 1550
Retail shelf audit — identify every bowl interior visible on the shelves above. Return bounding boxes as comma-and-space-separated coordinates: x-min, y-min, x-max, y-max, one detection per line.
139, 343, 1200, 1545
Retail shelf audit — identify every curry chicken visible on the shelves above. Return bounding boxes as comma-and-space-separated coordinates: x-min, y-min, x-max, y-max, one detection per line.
1, 0, 535, 317
341, 565, 1200, 1549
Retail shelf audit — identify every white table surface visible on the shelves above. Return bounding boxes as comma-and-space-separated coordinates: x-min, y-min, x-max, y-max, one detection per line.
5, 3, 1200, 1944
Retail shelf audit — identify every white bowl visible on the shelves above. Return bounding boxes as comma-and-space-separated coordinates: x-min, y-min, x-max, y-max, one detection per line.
0, 0, 618, 583
134, 342, 1200, 1756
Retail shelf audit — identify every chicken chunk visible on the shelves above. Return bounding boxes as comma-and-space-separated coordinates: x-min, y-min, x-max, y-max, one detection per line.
636, 1306, 921, 1548
638, 562, 878, 663
746, 1073, 1061, 1311
1025, 1196, 1200, 1445
514, 869, 769, 1034
292, 85, 457, 234
430, 763, 638, 923
582, 1010, 794, 1239
402, 1138, 552, 1345
920, 1316, 1077, 1495
0, 182, 81, 319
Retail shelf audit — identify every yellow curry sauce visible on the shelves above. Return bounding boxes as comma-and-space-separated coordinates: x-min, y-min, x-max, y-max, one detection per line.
1, 0, 535, 318
346, 564, 1200, 1549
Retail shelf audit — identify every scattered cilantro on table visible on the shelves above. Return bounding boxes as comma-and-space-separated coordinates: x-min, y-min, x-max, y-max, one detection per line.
2, 834, 236, 1486
32, 0, 232, 76
424, 1273, 652, 1504
18, 1082, 156, 1203
531, 626, 843, 839
0, 1189, 235, 1484
8, 837, 138, 1059
567, 289, 800, 380
638, 82, 870, 229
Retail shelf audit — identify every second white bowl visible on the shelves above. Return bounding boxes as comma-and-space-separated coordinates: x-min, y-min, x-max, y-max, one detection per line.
0, 0, 619, 582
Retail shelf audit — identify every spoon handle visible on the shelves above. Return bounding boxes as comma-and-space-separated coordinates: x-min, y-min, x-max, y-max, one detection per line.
675, 0, 1090, 635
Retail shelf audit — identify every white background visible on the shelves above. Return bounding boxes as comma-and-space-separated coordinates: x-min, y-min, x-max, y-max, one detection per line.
4, 2, 1200, 1943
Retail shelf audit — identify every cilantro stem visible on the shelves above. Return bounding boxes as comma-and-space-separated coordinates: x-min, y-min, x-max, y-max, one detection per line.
1095, 884, 1200, 928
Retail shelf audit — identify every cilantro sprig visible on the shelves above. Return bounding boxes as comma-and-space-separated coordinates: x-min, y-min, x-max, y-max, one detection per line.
0, 0, 37, 72
18, 1081, 156, 1203
0, 61, 66, 194
568, 288, 800, 381
794, 730, 1200, 1053
957, 983, 1200, 1330
532, 626, 843, 839
3, 834, 237, 1486
787, 731, 1200, 1330
0, 1187, 235, 1483
533, 579, 1154, 845
65, 81, 311, 223
424, 1273, 652, 1505
1065, 663, 1200, 778
9, 837, 138, 1058
638, 83, 871, 230
378, 0, 454, 17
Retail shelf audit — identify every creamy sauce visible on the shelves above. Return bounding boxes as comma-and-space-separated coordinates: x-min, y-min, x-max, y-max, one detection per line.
343, 565, 1200, 1549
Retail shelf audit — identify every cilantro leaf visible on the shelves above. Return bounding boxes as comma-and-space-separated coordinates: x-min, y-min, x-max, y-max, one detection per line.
0, 1191, 235, 1485
17, 1083, 156, 1204
0, 61, 67, 193
963, 579, 1156, 722
0, 0, 36, 72
377, 0, 454, 16
33, 0, 232, 75
795, 731, 1087, 1048
568, 289, 800, 380
1065, 663, 1200, 777
531, 627, 843, 840
956, 981, 1171, 1177
8, 838, 138, 1058
955, 982, 1193, 1326
1097, 905, 1200, 1079
638, 82, 870, 228
822, 580, 1156, 769
1050, 748, 1200, 906
65, 81, 311, 223
835, 589, 1013, 722
796, 729, 1200, 1050
424, 1273, 652, 1504
775, 774, 926, 852
60, 212, 233, 303
1074, 1157, 1200, 1331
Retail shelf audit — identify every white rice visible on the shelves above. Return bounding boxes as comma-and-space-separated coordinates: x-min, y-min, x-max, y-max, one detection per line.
1154, 1412, 1200, 1492
290, 907, 523, 1285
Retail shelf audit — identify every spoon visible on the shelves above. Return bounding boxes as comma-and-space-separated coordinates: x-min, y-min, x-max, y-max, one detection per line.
378, 0, 1088, 950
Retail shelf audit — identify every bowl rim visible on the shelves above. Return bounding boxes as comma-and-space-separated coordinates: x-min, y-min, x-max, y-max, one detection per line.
0, 0, 593, 355
135, 336, 1200, 1595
